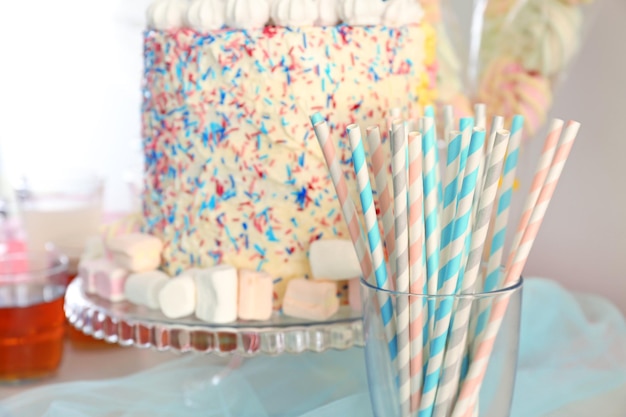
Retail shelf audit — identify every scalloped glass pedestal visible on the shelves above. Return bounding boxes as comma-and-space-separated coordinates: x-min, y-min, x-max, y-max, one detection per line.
64, 278, 364, 356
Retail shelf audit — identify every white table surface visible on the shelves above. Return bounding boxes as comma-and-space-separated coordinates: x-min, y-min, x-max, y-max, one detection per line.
0, 341, 624, 416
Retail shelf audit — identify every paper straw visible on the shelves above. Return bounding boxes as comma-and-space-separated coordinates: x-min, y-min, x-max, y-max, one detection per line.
419, 128, 485, 417
310, 115, 374, 287
438, 130, 463, 280
440, 118, 472, 274
424, 106, 443, 210
506, 118, 564, 266
421, 116, 441, 337
473, 116, 524, 347
390, 122, 411, 416
443, 105, 454, 145
367, 126, 396, 279
473, 116, 504, 219
432, 129, 509, 417
452, 121, 580, 417
408, 131, 426, 412
347, 123, 398, 363
474, 103, 486, 130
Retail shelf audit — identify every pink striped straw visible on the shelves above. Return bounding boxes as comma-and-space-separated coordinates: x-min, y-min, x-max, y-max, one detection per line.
310, 115, 374, 286
408, 131, 426, 412
367, 126, 397, 282
452, 121, 581, 417
506, 119, 564, 267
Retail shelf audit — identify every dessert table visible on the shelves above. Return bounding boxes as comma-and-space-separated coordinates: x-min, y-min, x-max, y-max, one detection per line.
0, 278, 624, 417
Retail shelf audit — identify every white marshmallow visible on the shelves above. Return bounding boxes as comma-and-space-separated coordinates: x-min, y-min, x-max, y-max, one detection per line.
194, 265, 238, 324
124, 270, 169, 309
309, 239, 361, 281
158, 274, 196, 319
94, 265, 129, 302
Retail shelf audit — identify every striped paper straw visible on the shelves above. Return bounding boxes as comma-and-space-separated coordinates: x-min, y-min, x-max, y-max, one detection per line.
422, 116, 440, 330
310, 115, 375, 286
438, 130, 463, 280
452, 121, 580, 417
367, 126, 397, 279
440, 119, 472, 274
507, 118, 564, 266
473, 116, 505, 218
473, 116, 524, 347
424, 106, 444, 224
347, 123, 399, 363
432, 129, 510, 417
408, 131, 426, 412
419, 128, 485, 417
391, 122, 411, 417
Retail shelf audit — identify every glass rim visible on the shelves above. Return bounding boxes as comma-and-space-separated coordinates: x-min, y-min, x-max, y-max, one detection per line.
359, 275, 523, 299
0, 250, 69, 278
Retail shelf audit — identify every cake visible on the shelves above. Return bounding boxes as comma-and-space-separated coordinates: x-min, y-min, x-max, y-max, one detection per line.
140, 0, 437, 309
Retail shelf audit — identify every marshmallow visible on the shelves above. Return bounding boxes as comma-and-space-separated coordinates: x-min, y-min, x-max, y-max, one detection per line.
194, 265, 238, 324
282, 278, 339, 320
158, 273, 196, 319
78, 258, 113, 294
106, 233, 163, 273
309, 239, 361, 281
238, 269, 274, 321
94, 264, 129, 302
348, 277, 362, 313
124, 270, 169, 309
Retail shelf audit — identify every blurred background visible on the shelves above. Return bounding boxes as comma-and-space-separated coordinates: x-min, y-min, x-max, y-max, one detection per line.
0, 0, 624, 310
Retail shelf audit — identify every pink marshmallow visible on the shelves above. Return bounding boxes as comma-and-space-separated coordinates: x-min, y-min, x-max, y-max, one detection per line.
238, 269, 274, 321
94, 265, 128, 302
106, 233, 163, 272
282, 278, 339, 321
78, 258, 113, 294
348, 278, 362, 313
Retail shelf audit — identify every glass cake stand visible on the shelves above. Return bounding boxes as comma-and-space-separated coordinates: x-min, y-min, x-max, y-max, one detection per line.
64, 277, 364, 357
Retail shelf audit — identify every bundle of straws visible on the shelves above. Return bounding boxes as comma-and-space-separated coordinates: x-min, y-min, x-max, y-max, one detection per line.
310, 105, 580, 417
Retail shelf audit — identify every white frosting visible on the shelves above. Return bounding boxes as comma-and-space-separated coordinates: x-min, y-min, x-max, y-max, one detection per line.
147, 0, 188, 30
186, 0, 226, 31
271, 0, 318, 28
225, 0, 270, 30
316, 0, 340, 27
337, 0, 386, 26
383, 0, 424, 27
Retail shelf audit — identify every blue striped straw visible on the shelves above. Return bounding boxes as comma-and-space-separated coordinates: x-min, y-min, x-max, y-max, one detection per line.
348, 124, 398, 362
421, 116, 440, 339
419, 128, 486, 417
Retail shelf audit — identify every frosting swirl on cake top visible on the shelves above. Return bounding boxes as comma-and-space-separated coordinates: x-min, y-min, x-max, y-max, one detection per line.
146, 0, 424, 30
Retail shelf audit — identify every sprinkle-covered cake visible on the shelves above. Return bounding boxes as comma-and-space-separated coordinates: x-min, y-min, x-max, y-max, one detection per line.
141, 0, 437, 308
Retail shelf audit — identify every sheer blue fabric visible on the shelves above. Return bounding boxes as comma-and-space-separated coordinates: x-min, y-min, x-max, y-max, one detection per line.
0, 278, 624, 417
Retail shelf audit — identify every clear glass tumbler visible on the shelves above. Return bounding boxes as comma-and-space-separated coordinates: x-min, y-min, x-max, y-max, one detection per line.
361, 276, 523, 417
0, 249, 69, 382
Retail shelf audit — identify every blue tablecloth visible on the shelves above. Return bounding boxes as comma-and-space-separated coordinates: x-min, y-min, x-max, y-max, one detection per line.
1, 278, 625, 417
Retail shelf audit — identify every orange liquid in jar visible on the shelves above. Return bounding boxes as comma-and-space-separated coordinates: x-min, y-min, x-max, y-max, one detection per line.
0, 284, 66, 381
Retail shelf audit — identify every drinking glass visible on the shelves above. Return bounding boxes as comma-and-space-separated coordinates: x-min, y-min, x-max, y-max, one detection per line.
13, 174, 113, 348
361, 275, 523, 417
0, 249, 69, 382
